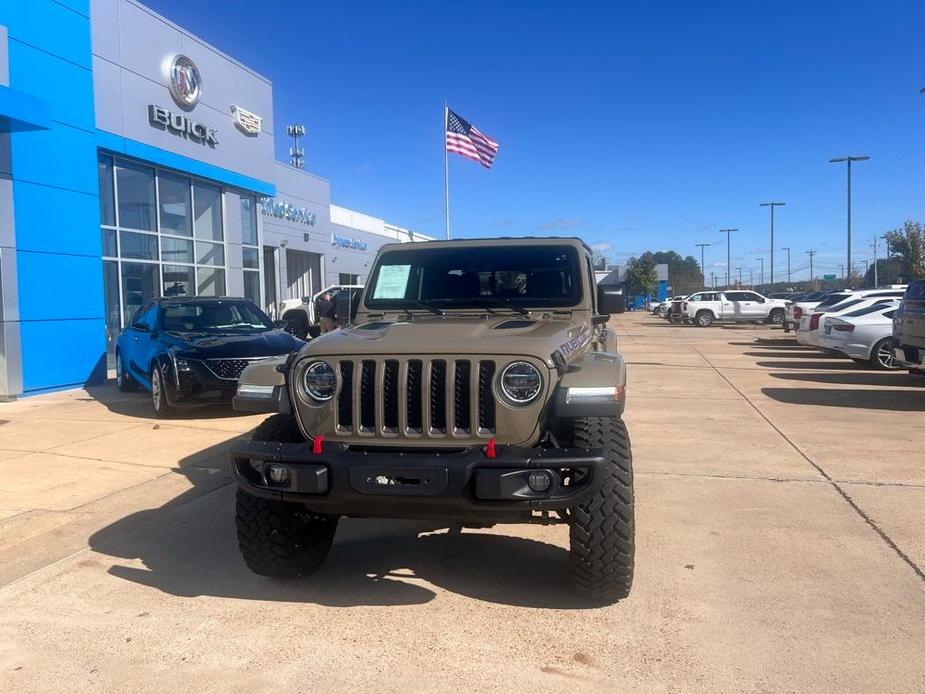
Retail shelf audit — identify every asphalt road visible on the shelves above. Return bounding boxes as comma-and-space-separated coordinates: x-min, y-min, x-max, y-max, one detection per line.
1, 313, 923, 692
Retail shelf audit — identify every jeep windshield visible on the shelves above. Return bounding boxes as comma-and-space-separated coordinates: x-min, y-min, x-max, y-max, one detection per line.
161, 301, 275, 334
365, 244, 583, 311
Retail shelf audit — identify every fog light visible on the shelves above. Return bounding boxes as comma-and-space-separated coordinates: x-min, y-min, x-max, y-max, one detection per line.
528, 471, 551, 492
266, 464, 289, 486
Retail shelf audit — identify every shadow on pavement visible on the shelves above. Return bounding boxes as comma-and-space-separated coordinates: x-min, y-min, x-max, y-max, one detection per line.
755, 360, 863, 371
770, 371, 925, 387
85, 382, 253, 421
88, 439, 588, 610
728, 339, 802, 347
762, 387, 925, 411
743, 351, 842, 359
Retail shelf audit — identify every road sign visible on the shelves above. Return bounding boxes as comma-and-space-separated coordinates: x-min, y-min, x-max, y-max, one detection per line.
823, 274, 836, 280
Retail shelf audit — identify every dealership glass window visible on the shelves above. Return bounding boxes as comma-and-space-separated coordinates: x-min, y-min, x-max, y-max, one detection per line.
162, 265, 195, 298
101, 228, 117, 257
102, 261, 120, 368
197, 268, 226, 296
196, 241, 224, 266
241, 195, 258, 246
158, 171, 192, 236
193, 182, 223, 241
242, 247, 260, 269
243, 270, 260, 306
161, 236, 194, 264
339, 273, 360, 285
116, 161, 156, 231
119, 231, 159, 260
98, 156, 115, 226
120, 262, 159, 321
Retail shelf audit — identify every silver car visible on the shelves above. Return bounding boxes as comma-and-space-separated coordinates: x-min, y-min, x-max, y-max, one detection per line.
819, 301, 900, 369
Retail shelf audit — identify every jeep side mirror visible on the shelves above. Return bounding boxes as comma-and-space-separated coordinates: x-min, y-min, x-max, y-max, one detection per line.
597, 284, 625, 315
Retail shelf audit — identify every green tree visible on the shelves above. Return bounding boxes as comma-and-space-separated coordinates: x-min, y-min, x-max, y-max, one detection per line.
624, 255, 657, 297
883, 220, 925, 282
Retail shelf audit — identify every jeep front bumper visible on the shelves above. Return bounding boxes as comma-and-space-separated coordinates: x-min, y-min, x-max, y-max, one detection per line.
230, 441, 606, 522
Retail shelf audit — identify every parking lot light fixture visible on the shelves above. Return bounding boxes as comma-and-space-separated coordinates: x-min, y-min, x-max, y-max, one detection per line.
829, 156, 870, 285
781, 247, 792, 284
695, 243, 711, 287
759, 202, 785, 287
719, 229, 737, 288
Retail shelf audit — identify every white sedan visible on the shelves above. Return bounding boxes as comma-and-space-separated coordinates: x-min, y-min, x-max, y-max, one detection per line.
819, 301, 900, 369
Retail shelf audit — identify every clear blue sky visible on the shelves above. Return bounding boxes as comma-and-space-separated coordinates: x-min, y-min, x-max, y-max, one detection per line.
143, 0, 925, 283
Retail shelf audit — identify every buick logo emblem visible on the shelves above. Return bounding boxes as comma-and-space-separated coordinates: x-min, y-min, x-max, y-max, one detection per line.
164, 54, 201, 110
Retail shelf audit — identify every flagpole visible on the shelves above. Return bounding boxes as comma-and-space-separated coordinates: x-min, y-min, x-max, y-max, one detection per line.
443, 99, 450, 240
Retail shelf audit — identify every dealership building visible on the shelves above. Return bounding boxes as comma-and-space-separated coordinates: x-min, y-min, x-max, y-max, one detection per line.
0, 0, 426, 399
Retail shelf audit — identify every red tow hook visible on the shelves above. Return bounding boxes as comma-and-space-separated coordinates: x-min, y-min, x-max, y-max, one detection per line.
485, 437, 497, 459
312, 435, 325, 455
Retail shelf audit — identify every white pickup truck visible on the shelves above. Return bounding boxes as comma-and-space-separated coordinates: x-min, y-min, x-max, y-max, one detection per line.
680, 290, 789, 327
277, 284, 364, 338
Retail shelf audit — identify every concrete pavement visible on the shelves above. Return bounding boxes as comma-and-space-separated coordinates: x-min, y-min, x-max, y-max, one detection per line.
0, 313, 923, 692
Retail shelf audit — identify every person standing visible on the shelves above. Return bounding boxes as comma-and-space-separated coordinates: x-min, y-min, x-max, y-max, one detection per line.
316, 292, 336, 333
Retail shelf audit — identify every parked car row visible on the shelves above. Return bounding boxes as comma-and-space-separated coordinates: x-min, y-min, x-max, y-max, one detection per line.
652, 290, 790, 327
789, 284, 924, 372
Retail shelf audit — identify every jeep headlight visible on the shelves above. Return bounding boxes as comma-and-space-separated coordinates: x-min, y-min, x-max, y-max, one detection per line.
302, 361, 336, 401
500, 361, 542, 404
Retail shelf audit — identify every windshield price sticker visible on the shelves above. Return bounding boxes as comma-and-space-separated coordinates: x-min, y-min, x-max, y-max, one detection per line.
373, 265, 412, 299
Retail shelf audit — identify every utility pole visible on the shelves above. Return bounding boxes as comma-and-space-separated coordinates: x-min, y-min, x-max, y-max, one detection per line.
759, 201, 785, 287
829, 155, 870, 285
781, 246, 792, 285
758, 257, 764, 288
806, 250, 817, 287
719, 228, 737, 288
695, 243, 711, 288
736, 267, 742, 286
749, 268, 754, 287
871, 236, 879, 287
710, 271, 715, 288
838, 263, 845, 280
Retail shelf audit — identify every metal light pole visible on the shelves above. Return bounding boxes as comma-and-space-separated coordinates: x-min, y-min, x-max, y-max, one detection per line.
749, 268, 754, 287
829, 156, 869, 285
838, 264, 845, 281
695, 243, 711, 288
759, 202, 785, 288
781, 246, 792, 285
719, 228, 737, 288
758, 257, 764, 288
736, 267, 742, 286
806, 250, 817, 287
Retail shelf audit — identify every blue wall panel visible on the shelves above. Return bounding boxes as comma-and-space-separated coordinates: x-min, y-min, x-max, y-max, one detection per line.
6, 41, 95, 131
1, 0, 102, 396
11, 181, 101, 256
0, 1, 93, 69
19, 319, 107, 393
16, 250, 104, 321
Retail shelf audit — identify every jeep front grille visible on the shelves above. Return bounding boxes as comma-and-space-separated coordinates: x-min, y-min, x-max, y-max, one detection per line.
334, 357, 499, 439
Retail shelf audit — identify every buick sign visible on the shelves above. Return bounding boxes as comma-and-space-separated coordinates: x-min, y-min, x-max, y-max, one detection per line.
148, 105, 219, 147
164, 54, 201, 110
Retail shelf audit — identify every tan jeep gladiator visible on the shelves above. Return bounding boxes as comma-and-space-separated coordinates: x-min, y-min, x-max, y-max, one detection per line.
230, 237, 634, 602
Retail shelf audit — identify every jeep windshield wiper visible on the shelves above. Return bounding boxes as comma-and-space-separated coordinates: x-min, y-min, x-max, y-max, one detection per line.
432, 298, 530, 316
403, 300, 445, 316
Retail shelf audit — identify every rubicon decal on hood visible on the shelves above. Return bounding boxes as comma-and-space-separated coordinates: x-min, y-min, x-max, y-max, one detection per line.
556, 326, 591, 361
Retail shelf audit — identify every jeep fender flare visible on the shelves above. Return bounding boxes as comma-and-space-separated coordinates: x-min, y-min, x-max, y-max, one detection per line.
232, 354, 293, 414
549, 351, 626, 419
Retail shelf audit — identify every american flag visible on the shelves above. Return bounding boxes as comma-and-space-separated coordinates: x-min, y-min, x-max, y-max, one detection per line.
445, 108, 499, 168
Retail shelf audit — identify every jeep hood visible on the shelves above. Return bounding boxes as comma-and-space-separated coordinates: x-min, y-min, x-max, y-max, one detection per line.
301, 315, 592, 367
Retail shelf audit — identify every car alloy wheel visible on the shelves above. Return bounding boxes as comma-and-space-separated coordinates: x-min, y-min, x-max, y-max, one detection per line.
874, 339, 898, 370
116, 353, 124, 388
151, 367, 162, 409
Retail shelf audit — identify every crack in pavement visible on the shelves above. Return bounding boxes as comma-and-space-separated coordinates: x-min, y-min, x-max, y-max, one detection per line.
690, 345, 925, 584
638, 470, 925, 489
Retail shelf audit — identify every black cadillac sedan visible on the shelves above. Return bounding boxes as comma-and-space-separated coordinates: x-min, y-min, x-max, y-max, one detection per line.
115, 297, 304, 416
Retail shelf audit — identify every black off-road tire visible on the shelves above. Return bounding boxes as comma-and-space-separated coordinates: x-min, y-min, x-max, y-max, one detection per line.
569, 417, 635, 603
235, 414, 339, 578
283, 314, 310, 340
